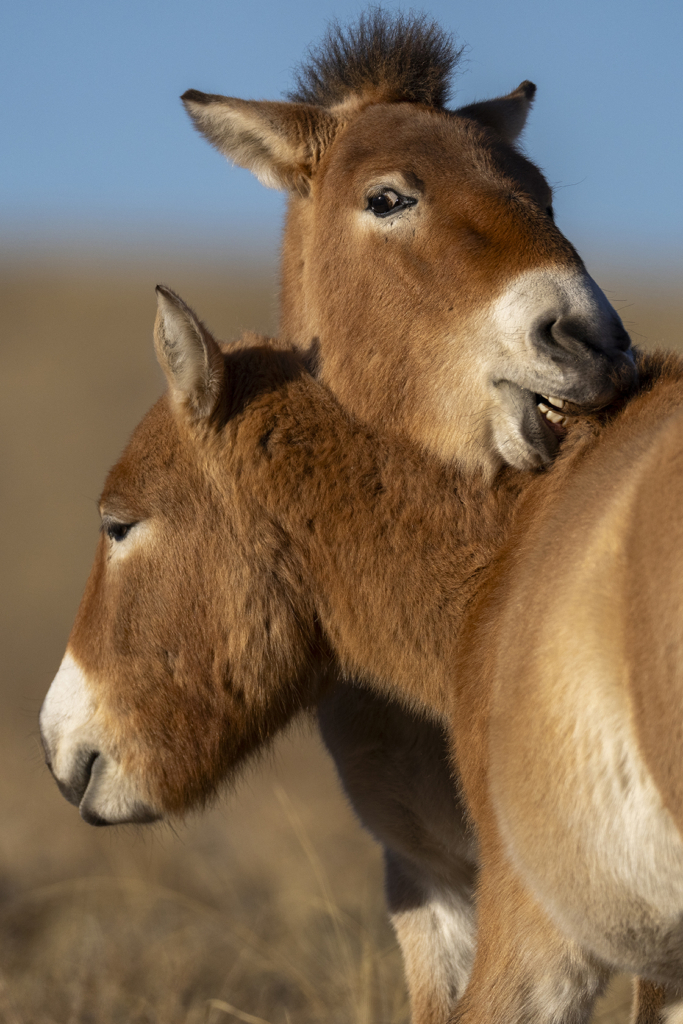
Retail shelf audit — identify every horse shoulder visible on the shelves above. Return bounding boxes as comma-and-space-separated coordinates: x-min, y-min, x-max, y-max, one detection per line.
470, 395, 683, 974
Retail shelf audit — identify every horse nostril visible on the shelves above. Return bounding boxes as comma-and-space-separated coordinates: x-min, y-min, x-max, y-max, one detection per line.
554, 316, 595, 352
536, 317, 557, 347
538, 314, 632, 359
54, 749, 100, 808
534, 315, 591, 355
613, 324, 632, 352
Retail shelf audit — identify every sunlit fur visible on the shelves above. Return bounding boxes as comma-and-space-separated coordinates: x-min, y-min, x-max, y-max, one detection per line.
41, 287, 683, 1023
41, 292, 527, 820
183, 12, 634, 479
287, 8, 463, 109
181, 17, 637, 1017
445, 351, 683, 1024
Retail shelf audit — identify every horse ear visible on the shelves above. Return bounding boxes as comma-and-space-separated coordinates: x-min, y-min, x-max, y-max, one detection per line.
182, 90, 340, 197
154, 286, 224, 421
455, 80, 536, 145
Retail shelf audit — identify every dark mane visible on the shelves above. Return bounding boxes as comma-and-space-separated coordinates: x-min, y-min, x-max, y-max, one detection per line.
287, 8, 464, 110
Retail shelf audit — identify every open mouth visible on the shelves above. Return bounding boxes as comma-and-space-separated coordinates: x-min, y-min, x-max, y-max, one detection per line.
492, 380, 581, 469
535, 394, 568, 439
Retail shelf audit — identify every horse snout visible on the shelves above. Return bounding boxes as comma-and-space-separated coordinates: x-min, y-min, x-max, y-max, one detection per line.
78, 751, 161, 827
45, 736, 161, 827
41, 650, 161, 826
528, 307, 637, 407
611, 322, 632, 354
533, 313, 632, 362
43, 742, 99, 810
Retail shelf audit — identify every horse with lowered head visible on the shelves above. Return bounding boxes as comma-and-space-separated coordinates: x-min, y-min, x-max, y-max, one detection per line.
42, 286, 683, 1024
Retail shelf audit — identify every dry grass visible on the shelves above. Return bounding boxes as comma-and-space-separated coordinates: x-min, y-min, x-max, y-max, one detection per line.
0, 720, 404, 1024
0, 253, 679, 1023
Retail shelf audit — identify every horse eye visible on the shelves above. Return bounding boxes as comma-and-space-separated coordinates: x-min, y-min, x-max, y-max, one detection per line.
368, 189, 402, 216
369, 190, 399, 215
546, 205, 555, 221
104, 521, 135, 542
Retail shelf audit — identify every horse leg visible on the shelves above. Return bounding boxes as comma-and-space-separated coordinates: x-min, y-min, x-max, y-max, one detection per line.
451, 849, 608, 1024
318, 683, 477, 1023
385, 848, 476, 1024
632, 980, 683, 1024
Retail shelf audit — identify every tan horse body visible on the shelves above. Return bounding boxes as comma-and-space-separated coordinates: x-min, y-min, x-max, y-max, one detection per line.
180, 14, 636, 1018
41, 287, 683, 1023
451, 354, 683, 1024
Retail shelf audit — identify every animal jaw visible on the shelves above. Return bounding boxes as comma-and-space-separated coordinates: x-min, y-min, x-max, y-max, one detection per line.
483, 266, 635, 467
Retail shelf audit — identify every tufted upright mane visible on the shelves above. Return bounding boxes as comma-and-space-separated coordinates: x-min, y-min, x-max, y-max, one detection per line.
287, 8, 464, 110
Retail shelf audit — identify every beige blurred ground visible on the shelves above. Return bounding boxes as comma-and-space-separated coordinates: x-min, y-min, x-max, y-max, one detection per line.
0, 253, 680, 1023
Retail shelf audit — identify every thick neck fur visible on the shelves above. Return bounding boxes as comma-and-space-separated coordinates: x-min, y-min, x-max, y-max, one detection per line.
54, 338, 683, 824
216, 338, 529, 717
204, 345, 670, 719
219, 346, 683, 722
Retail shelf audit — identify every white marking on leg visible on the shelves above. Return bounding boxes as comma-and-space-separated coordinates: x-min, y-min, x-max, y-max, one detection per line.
391, 882, 476, 1014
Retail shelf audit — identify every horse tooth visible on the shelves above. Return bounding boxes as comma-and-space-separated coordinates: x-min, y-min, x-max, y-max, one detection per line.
538, 402, 550, 414
548, 396, 565, 409
545, 409, 564, 424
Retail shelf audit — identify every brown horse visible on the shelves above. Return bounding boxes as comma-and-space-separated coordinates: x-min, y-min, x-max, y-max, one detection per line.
181, 13, 638, 1018
40, 289, 683, 1023
183, 11, 633, 477
40, 287, 526, 824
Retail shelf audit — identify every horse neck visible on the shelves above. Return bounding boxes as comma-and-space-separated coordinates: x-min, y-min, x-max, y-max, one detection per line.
312, 460, 526, 718
235, 371, 528, 718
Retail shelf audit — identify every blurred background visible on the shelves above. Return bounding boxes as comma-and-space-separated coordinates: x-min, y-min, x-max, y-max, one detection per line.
1, 0, 680, 1021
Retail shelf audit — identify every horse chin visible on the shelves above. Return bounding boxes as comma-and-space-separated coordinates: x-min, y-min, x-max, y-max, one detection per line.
79, 797, 161, 828
492, 381, 560, 471
78, 754, 161, 827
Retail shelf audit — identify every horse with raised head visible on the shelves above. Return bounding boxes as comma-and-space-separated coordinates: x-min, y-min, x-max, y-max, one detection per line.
41, 288, 683, 1024
180, 11, 636, 1019
183, 10, 632, 476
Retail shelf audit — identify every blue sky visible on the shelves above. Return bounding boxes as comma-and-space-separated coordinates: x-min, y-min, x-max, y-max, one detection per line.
2, 0, 682, 271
